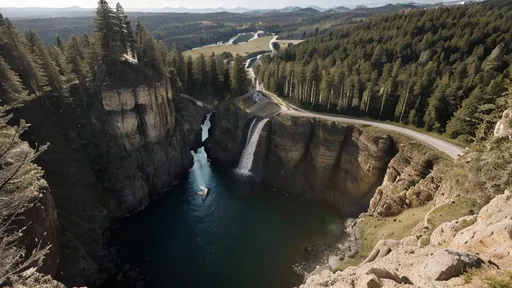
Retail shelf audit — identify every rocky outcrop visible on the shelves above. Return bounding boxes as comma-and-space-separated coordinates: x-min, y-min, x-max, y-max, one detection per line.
255, 115, 397, 215
449, 190, 512, 270
367, 144, 449, 217
175, 94, 212, 151
430, 215, 476, 247
95, 83, 193, 213
21, 79, 208, 286
302, 239, 485, 287
205, 91, 279, 164
423, 249, 483, 281
301, 188, 512, 288
494, 108, 512, 139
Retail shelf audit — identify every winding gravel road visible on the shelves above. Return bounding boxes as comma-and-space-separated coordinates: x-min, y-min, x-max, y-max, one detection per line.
257, 88, 464, 159
247, 48, 463, 159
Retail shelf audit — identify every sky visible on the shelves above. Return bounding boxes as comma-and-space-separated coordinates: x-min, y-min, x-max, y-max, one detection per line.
0, 0, 445, 9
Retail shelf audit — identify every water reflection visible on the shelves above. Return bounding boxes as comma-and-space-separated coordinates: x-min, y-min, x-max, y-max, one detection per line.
109, 114, 342, 288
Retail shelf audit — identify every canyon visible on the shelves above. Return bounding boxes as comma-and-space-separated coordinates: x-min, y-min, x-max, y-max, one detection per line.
8, 85, 511, 288
206, 91, 451, 217
14, 79, 209, 286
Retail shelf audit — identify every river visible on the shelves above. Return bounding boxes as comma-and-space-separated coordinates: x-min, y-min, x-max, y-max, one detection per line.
109, 115, 343, 288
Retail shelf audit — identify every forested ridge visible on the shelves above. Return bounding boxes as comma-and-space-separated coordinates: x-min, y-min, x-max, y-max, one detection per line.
10, 3, 421, 52
0, 0, 249, 109
256, 0, 512, 142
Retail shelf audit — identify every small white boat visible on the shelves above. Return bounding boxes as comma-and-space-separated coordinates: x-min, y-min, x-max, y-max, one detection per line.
196, 187, 209, 197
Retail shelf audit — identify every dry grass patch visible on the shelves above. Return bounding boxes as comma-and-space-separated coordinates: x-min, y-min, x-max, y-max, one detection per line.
183, 36, 274, 58
335, 203, 433, 271
462, 268, 512, 288
420, 197, 479, 246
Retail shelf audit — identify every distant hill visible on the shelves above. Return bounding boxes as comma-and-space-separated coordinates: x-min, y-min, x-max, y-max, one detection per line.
0, 1, 486, 19
299, 7, 321, 13
278, 6, 303, 13
309, 6, 327, 12
332, 6, 351, 12
0, 7, 95, 18
325, 6, 351, 13
243, 9, 276, 14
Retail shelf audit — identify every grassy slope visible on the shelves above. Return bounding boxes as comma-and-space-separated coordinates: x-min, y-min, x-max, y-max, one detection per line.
337, 204, 433, 271
184, 36, 303, 58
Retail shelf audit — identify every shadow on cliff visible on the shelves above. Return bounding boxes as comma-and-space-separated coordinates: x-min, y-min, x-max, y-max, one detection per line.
11, 75, 209, 287
205, 96, 400, 218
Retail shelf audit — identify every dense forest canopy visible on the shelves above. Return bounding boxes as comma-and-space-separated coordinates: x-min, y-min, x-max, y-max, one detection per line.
0, 0, 249, 109
255, 0, 512, 142
9, 4, 417, 51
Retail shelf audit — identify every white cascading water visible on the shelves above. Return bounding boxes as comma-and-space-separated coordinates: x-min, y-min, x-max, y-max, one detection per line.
236, 118, 269, 176
190, 113, 212, 189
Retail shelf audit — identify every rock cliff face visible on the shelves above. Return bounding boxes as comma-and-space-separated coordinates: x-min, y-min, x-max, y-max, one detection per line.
302, 190, 512, 288
206, 95, 441, 216
90, 83, 194, 214
300, 102, 512, 288
21, 80, 209, 286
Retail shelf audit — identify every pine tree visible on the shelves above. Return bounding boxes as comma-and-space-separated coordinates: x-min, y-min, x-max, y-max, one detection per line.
95, 0, 122, 62
169, 44, 184, 81
125, 19, 136, 58
66, 36, 88, 105
47, 46, 70, 80
445, 86, 485, 140
371, 45, 387, 70
135, 21, 164, 80
230, 55, 249, 97
85, 35, 102, 85
222, 62, 231, 95
424, 75, 450, 132
194, 54, 209, 88
56, 35, 66, 53
25, 30, 64, 97
114, 3, 127, 52
209, 57, 219, 96
0, 55, 27, 106
183, 56, 194, 95
320, 70, 333, 110
0, 16, 47, 95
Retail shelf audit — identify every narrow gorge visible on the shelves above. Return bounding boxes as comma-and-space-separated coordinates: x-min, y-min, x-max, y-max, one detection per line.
206, 92, 449, 217
4, 1, 512, 287
12, 78, 210, 286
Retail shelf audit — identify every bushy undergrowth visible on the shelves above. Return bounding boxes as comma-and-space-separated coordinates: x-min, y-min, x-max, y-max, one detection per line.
0, 111, 49, 286
441, 138, 512, 207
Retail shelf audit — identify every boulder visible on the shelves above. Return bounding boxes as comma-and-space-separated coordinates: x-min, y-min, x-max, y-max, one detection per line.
450, 190, 512, 269
368, 147, 447, 217
430, 215, 476, 247
423, 249, 483, 281
366, 267, 412, 284
494, 108, 512, 139
361, 274, 381, 288
361, 239, 400, 264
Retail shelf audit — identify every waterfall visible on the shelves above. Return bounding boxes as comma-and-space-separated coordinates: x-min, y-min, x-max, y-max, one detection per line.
202, 113, 212, 142
190, 113, 212, 189
236, 118, 269, 176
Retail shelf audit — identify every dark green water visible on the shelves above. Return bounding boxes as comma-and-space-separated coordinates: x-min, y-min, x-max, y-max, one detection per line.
109, 116, 342, 288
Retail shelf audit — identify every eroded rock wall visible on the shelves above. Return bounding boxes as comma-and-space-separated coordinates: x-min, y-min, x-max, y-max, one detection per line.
206, 96, 442, 216
92, 83, 194, 214
21, 80, 209, 286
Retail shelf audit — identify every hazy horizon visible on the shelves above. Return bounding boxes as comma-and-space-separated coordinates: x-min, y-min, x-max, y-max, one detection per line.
0, 0, 458, 10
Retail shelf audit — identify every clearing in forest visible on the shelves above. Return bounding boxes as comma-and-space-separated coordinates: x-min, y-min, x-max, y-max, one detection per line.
183, 36, 302, 58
